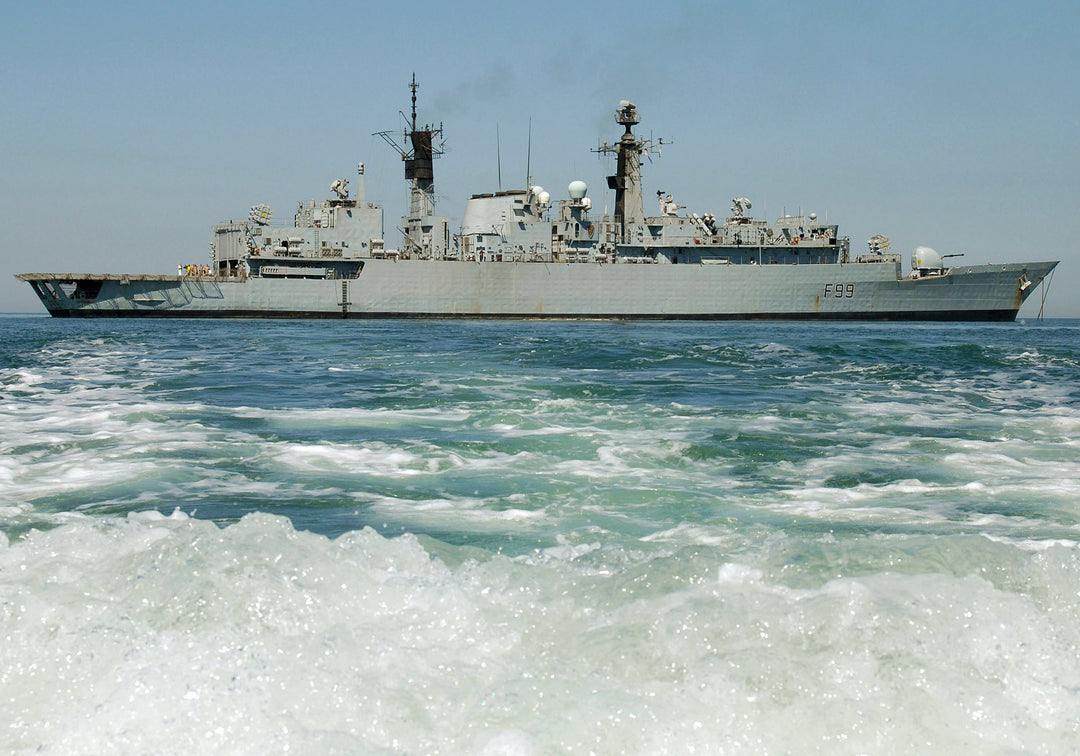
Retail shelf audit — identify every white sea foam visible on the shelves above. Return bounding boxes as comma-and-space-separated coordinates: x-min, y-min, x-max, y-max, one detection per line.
640, 523, 747, 548
716, 561, 764, 584
6, 512, 1077, 752
274, 441, 433, 475
236, 405, 476, 428
364, 494, 547, 530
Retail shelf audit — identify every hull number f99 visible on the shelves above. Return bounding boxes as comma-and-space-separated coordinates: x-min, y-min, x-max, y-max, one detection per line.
824, 283, 855, 298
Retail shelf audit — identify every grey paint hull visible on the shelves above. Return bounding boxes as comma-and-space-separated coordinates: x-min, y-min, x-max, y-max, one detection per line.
19, 259, 1056, 320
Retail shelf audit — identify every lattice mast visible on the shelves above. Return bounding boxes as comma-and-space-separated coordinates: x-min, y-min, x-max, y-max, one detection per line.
376, 74, 444, 223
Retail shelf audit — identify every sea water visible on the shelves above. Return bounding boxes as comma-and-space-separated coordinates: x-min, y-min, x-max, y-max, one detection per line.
1, 316, 1078, 754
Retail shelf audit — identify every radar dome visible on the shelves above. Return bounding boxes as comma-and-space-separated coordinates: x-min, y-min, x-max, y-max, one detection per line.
538, 191, 550, 205
568, 180, 588, 199
911, 245, 944, 271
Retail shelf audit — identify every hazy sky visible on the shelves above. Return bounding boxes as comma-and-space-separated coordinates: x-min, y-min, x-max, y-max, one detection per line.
3, 0, 1077, 316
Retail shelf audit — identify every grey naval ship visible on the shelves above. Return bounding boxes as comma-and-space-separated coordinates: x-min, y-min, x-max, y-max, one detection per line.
17, 79, 1057, 320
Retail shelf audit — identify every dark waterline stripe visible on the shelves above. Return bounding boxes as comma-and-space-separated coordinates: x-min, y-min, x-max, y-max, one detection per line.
45, 309, 1020, 322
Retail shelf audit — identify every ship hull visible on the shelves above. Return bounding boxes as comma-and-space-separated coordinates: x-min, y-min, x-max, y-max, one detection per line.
18, 259, 1056, 321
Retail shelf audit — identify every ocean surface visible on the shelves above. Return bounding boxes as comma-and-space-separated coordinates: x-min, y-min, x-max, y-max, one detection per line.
2, 315, 1078, 754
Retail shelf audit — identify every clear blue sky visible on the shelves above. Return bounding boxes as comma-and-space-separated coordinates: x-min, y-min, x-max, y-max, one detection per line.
3, 0, 1077, 316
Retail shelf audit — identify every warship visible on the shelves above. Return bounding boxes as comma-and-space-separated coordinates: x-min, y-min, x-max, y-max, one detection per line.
17, 79, 1057, 320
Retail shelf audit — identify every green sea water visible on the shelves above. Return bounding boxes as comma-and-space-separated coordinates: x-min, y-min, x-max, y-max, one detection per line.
2, 317, 1078, 753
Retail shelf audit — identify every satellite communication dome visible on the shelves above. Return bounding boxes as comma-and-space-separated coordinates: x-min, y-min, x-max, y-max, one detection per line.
568, 180, 588, 199
911, 245, 944, 271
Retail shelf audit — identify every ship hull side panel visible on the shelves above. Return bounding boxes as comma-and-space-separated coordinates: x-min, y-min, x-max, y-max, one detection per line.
21, 260, 1055, 320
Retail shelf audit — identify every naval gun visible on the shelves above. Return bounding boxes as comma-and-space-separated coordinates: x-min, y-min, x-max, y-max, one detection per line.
912, 246, 965, 277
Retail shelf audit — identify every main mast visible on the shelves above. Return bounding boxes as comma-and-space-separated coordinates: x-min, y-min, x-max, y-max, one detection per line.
402, 73, 441, 221
375, 74, 449, 258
